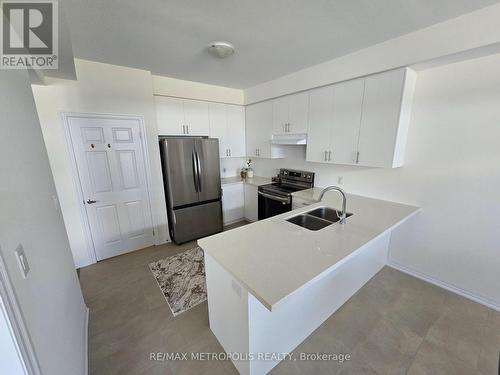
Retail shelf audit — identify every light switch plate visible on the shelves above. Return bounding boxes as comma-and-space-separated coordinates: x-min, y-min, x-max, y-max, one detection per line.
15, 244, 30, 278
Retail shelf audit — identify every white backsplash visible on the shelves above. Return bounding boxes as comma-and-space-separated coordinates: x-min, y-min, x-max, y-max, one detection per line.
219, 157, 247, 178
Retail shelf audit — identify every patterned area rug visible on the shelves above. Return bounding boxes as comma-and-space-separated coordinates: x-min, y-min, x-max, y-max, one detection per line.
149, 247, 207, 317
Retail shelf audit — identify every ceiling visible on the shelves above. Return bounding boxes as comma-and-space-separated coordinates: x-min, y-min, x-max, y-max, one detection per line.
64, 0, 499, 88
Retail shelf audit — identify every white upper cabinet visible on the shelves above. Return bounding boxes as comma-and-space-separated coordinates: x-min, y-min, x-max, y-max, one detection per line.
183, 99, 210, 136
209, 103, 246, 158
272, 91, 309, 134
208, 102, 228, 157
155, 96, 184, 135
307, 79, 364, 164
155, 96, 209, 136
306, 68, 416, 168
272, 96, 289, 134
357, 68, 416, 168
288, 91, 310, 134
307, 86, 334, 163
246, 101, 284, 159
225, 105, 246, 158
330, 78, 365, 164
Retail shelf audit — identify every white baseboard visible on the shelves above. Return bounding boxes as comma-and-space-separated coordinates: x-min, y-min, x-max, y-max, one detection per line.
388, 260, 500, 312
84, 307, 89, 375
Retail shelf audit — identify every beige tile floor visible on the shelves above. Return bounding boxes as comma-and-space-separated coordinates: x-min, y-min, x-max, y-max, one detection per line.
79, 222, 500, 375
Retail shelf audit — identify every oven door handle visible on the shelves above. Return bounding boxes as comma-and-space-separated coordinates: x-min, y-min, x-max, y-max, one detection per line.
258, 191, 290, 204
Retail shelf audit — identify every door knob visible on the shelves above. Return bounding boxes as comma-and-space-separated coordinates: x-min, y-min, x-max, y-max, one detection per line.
86, 199, 98, 204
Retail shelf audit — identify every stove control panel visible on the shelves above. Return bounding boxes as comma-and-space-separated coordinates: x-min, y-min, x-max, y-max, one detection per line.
279, 169, 315, 185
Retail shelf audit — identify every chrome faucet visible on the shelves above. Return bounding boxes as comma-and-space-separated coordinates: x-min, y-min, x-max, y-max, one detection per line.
318, 186, 348, 224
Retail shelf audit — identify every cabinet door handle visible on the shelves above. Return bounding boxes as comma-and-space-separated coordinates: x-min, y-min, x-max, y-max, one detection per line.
186, 125, 189, 134
182, 125, 185, 134
228, 149, 231, 157
328, 151, 332, 161
324, 151, 327, 161
356, 151, 360, 164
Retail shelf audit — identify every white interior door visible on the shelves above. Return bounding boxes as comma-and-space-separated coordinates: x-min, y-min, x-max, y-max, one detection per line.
68, 115, 154, 261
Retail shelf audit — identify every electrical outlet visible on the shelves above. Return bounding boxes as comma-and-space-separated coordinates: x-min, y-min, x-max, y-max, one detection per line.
15, 244, 30, 278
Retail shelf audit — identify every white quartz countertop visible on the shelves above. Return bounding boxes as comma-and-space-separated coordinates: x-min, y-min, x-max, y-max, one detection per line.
199, 189, 420, 311
221, 176, 272, 186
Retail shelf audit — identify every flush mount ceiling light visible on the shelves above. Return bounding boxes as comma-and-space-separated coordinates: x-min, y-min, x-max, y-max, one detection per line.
208, 41, 235, 58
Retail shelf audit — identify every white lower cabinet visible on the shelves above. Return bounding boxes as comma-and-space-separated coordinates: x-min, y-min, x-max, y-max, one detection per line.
244, 184, 258, 222
222, 183, 245, 225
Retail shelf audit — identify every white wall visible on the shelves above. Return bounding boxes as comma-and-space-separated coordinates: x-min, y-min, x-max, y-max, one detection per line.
32, 59, 169, 268
0, 296, 26, 375
0, 70, 88, 375
220, 157, 247, 178
251, 54, 500, 309
153, 75, 244, 104
244, 2, 500, 104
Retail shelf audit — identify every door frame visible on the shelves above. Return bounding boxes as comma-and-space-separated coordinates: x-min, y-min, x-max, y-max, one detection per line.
61, 112, 158, 265
0, 249, 42, 375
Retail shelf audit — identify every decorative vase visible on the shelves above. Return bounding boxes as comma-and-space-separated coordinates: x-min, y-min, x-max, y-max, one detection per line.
246, 168, 254, 178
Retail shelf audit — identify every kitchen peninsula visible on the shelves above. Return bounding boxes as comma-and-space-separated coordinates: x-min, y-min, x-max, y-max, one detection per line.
198, 190, 420, 375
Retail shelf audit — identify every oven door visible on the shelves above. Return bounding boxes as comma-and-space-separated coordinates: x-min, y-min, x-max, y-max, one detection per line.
258, 190, 292, 220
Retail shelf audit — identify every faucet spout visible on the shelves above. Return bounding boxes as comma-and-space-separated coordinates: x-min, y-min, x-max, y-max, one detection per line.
318, 186, 348, 224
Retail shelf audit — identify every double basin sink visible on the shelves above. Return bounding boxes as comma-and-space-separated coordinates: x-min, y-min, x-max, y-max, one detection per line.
286, 207, 353, 231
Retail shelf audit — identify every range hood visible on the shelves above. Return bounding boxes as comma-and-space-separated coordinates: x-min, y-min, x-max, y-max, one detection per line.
271, 133, 307, 145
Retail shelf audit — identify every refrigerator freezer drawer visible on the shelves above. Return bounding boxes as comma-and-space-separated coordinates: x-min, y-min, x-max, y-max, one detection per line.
170, 201, 223, 244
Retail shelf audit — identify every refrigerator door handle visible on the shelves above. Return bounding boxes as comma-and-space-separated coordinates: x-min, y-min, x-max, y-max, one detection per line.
191, 151, 199, 192
195, 151, 202, 192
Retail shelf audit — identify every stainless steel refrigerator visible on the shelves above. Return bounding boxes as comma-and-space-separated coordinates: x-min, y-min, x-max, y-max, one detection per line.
159, 137, 223, 244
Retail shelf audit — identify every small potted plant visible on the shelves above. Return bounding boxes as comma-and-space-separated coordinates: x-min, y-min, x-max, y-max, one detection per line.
245, 159, 254, 178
